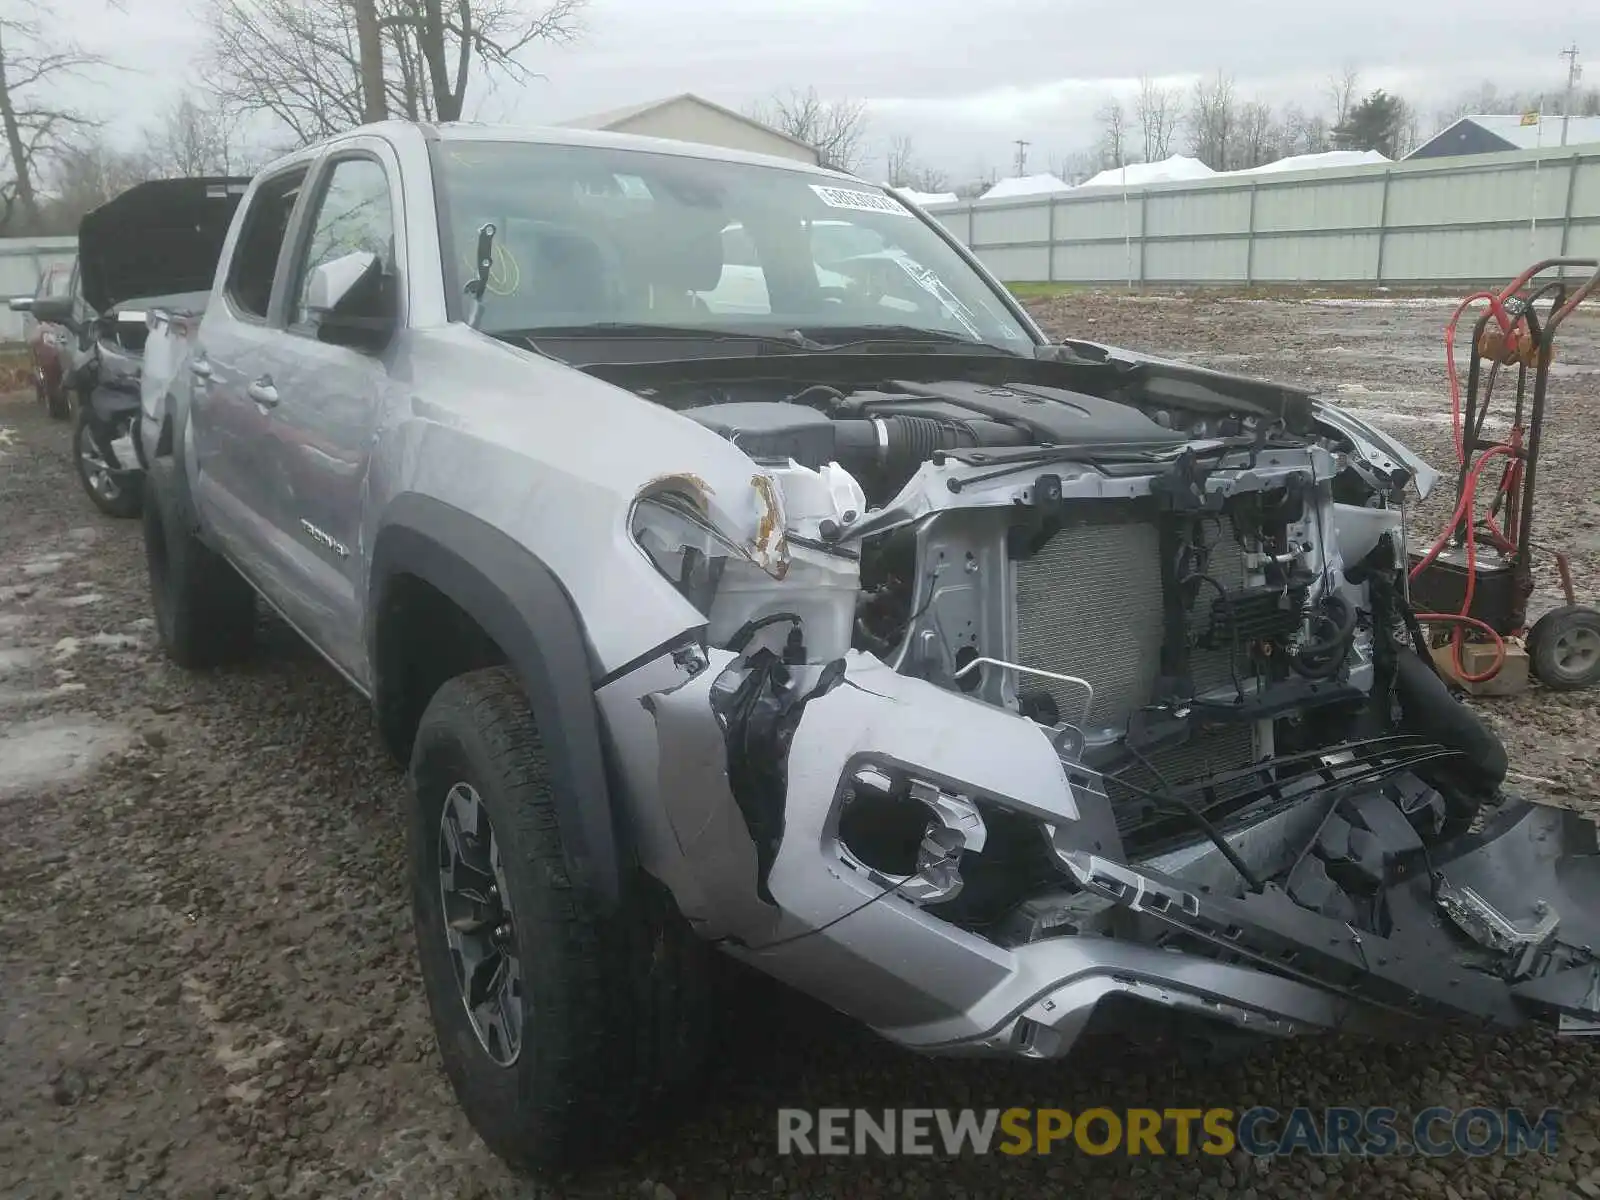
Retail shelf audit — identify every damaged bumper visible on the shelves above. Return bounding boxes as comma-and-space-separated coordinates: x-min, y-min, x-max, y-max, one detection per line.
602, 647, 1600, 1058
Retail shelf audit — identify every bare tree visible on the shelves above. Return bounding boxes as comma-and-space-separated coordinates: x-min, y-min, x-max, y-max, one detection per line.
200, 0, 586, 147
1187, 70, 1237, 170
749, 87, 869, 173
387, 0, 585, 123
1135, 75, 1181, 160
1280, 103, 1331, 155
0, 0, 106, 232
1237, 99, 1281, 168
1047, 149, 1100, 186
42, 133, 157, 229
352, 0, 387, 122
1328, 61, 1361, 130
1096, 97, 1129, 168
145, 93, 244, 177
884, 132, 916, 185
906, 162, 950, 193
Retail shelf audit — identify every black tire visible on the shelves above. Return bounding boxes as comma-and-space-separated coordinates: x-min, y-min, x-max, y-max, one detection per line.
143, 467, 256, 668
45, 372, 71, 420
1528, 605, 1600, 691
409, 667, 711, 1172
74, 406, 142, 518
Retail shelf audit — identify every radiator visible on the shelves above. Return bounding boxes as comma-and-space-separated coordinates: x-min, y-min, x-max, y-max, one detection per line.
1014, 508, 1251, 734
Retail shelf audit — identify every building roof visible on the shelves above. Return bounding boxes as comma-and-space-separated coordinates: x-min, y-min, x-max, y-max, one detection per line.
1410, 114, 1600, 157
1077, 155, 1216, 190
558, 93, 818, 156
978, 173, 1072, 200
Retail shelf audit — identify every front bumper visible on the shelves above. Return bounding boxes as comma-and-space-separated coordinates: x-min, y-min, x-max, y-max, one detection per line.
605, 648, 1600, 1059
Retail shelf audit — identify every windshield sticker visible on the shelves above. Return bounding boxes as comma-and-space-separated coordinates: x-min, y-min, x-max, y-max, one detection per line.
809, 185, 912, 216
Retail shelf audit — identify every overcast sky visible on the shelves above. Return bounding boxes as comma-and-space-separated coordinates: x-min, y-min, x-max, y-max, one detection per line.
56, 0, 1600, 179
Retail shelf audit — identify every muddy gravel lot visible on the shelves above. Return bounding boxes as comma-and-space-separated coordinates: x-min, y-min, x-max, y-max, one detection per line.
3, 294, 1600, 1200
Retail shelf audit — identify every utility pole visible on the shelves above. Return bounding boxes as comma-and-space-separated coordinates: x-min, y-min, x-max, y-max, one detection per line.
1012, 139, 1030, 176
1560, 44, 1582, 147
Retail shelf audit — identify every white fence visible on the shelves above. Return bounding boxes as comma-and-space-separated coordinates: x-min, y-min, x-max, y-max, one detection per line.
0, 235, 76, 345
930, 145, 1600, 286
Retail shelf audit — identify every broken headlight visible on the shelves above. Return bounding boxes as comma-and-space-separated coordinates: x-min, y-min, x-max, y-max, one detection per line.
630, 491, 745, 614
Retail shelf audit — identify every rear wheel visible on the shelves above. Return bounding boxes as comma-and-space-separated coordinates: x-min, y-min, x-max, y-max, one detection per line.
74, 407, 141, 518
143, 467, 256, 668
45, 371, 71, 420
1529, 606, 1600, 691
409, 667, 711, 1172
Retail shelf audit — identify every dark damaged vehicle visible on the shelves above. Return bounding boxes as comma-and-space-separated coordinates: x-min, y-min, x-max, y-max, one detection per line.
28, 177, 249, 516
136, 121, 1600, 1170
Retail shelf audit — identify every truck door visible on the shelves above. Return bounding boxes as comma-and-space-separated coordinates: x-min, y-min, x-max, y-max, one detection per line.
254, 145, 403, 682
188, 164, 312, 584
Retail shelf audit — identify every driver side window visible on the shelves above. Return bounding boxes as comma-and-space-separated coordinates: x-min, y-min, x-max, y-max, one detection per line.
291, 157, 395, 329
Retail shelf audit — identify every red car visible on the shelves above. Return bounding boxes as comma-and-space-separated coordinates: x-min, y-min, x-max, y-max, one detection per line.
8, 258, 86, 420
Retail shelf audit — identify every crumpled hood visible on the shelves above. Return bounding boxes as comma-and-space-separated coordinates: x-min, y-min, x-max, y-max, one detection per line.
79, 177, 251, 314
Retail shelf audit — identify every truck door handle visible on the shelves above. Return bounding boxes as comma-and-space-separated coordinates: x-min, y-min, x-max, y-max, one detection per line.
189, 357, 212, 380
247, 377, 280, 408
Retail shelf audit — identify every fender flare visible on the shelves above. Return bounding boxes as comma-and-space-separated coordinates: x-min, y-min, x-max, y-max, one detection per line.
369, 494, 624, 907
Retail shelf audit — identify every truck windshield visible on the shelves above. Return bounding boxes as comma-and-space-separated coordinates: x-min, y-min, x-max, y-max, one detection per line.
433, 138, 1034, 351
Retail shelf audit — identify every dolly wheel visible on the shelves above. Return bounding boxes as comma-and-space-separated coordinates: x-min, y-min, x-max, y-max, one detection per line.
1528, 606, 1600, 691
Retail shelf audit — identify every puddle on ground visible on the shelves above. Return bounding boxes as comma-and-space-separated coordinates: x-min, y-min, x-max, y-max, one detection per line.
0, 647, 38, 676
88, 633, 142, 651
0, 682, 89, 710
53, 637, 79, 659
20, 554, 72, 578
0, 713, 133, 801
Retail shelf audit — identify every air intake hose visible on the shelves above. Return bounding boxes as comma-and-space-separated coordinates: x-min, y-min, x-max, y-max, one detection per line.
833, 415, 1029, 475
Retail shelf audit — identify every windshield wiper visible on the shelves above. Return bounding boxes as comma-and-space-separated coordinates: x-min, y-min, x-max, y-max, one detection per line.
517, 323, 825, 351
795, 324, 1028, 356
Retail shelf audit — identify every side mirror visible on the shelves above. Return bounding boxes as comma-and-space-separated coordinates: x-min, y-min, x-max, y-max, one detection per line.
8, 296, 33, 313
305, 250, 395, 351
28, 295, 77, 330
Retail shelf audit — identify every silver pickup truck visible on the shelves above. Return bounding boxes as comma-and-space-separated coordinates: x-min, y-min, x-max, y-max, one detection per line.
139, 119, 1600, 1171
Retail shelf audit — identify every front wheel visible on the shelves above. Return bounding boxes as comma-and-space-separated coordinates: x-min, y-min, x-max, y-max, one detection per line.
74, 407, 141, 517
409, 667, 711, 1172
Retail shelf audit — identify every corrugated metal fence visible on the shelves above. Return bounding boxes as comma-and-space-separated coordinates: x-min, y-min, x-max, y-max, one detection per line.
0, 235, 76, 345
930, 145, 1600, 286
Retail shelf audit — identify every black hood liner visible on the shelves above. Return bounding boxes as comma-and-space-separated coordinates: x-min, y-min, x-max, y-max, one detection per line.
79, 176, 252, 314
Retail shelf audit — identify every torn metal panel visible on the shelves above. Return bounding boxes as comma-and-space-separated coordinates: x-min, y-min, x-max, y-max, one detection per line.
641, 650, 782, 945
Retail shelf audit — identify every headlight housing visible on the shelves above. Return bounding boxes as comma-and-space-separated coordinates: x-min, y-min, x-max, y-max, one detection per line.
630, 491, 746, 614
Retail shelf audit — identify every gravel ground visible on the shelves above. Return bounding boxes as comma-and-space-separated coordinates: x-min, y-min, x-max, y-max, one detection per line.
3, 295, 1600, 1200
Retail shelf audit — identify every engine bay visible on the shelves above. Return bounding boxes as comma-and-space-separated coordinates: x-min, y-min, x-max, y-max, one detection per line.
612, 356, 1475, 864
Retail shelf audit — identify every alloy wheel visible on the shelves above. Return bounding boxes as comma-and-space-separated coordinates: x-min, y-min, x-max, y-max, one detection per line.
437, 782, 524, 1066
78, 423, 121, 503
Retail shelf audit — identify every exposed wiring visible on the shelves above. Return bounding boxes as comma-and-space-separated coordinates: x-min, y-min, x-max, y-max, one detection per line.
1186, 572, 1247, 703
740, 848, 957, 955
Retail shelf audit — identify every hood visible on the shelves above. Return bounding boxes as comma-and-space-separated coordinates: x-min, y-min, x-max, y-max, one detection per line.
79, 177, 251, 314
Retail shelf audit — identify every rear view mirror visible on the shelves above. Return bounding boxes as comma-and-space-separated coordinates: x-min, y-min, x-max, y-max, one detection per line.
306, 250, 395, 351
28, 295, 77, 330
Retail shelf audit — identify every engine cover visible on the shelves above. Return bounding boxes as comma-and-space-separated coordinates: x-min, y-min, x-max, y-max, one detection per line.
875, 379, 1186, 447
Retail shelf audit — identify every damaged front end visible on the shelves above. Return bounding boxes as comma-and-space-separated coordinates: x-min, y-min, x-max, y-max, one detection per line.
595, 363, 1600, 1058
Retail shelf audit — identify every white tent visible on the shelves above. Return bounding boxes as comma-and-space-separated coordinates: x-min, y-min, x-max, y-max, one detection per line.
978, 173, 1072, 201
1076, 155, 1216, 190
889, 186, 960, 207
1234, 150, 1390, 175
